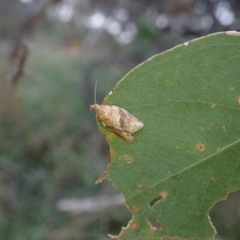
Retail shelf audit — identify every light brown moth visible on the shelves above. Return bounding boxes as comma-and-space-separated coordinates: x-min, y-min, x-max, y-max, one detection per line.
91, 83, 144, 143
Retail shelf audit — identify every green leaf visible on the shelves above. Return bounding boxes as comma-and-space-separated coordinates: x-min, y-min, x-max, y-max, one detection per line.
95, 32, 240, 239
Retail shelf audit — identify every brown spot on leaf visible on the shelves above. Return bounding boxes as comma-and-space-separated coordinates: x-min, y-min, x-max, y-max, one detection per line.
109, 150, 115, 160
196, 143, 205, 152
123, 154, 133, 164
160, 190, 168, 199
147, 216, 162, 231
222, 125, 226, 132
107, 132, 115, 141
118, 154, 133, 164
129, 221, 139, 230
132, 205, 140, 212
211, 103, 216, 108
237, 95, 240, 106
210, 176, 216, 182
102, 131, 108, 137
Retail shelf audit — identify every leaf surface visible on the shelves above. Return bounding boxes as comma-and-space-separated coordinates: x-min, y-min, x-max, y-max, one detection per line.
96, 32, 240, 240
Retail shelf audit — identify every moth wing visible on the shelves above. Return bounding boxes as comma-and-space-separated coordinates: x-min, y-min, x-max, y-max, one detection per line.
119, 108, 144, 133
111, 128, 134, 143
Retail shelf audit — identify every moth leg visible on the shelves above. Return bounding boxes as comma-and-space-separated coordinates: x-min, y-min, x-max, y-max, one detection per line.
110, 128, 134, 143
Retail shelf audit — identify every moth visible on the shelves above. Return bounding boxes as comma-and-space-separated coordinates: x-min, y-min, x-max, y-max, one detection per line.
91, 83, 144, 143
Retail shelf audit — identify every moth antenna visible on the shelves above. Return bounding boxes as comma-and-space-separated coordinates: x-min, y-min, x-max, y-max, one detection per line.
94, 80, 98, 104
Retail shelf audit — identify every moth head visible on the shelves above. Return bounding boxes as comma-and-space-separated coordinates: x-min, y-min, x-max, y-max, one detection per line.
90, 104, 99, 111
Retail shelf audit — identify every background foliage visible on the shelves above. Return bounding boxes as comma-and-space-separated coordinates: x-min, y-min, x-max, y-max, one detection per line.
0, 0, 240, 239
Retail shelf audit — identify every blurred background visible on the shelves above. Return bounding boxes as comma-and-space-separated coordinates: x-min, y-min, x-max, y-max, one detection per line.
0, 0, 240, 239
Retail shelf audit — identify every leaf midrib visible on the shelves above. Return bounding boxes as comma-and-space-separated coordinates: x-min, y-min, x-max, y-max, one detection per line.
127, 137, 240, 200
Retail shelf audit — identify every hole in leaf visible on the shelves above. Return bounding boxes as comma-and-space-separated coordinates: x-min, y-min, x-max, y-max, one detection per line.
209, 191, 240, 240
150, 190, 168, 207
150, 195, 162, 207
147, 215, 162, 231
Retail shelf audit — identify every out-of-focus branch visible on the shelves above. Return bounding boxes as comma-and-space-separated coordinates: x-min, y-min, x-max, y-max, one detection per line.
56, 195, 124, 214
3, 0, 61, 119
11, 0, 62, 60
8, 41, 28, 84
1, 41, 29, 119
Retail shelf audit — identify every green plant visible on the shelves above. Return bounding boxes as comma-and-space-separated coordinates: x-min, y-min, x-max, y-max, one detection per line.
94, 31, 240, 240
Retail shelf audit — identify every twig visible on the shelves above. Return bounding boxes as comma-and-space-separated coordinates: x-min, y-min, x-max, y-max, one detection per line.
56, 195, 124, 214
10, 0, 62, 60
8, 41, 29, 84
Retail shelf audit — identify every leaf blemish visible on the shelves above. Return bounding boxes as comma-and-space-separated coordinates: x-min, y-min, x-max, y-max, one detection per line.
211, 103, 216, 109
237, 95, 240, 106
196, 143, 205, 152
129, 221, 139, 230
222, 125, 227, 132
118, 154, 133, 164
210, 176, 216, 182
149, 190, 168, 207
132, 205, 140, 212
217, 148, 222, 152
147, 216, 162, 231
